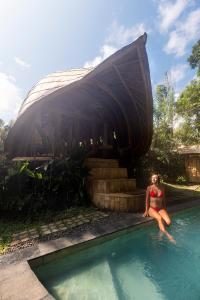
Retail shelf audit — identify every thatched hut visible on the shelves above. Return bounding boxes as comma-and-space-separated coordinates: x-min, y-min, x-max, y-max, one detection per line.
5, 33, 153, 160
178, 145, 200, 183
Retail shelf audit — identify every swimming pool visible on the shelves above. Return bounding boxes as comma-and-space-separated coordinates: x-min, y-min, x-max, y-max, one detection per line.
33, 206, 200, 300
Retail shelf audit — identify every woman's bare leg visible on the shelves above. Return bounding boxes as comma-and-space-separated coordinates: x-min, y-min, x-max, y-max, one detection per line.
148, 208, 176, 243
148, 208, 166, 232
159, 209, 171, 226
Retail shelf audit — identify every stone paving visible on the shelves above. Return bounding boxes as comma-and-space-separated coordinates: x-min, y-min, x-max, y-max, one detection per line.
10, 211, 109, 247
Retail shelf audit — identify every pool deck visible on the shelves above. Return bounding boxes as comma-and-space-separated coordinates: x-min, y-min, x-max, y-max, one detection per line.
1, 198, 200, 300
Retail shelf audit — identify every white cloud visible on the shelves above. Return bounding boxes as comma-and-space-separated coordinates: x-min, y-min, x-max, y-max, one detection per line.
0, 72, 22, 122
168, 63, 188, 83
164, 8, 200, 56
84, 21, 148, 67
158, 0, 191, 32
105, 21, 147, 48
84, 45, 117, 68
14, 56, 31, 68
8, 75, 17, 83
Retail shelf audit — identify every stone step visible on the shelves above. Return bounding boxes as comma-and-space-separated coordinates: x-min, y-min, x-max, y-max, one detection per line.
92, 190, 145, 212
84, 158, 119, 168
56, 259, 118, 299
90, 167, 128, 179
90, 178, 136, 193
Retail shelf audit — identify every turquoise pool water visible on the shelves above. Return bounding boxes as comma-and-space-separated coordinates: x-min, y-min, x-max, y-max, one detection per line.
34, 206, 200, 300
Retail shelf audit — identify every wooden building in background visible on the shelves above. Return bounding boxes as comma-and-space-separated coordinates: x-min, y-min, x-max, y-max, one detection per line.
178, 145, 200, 183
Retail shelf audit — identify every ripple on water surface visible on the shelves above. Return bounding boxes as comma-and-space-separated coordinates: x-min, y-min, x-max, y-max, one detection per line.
34, 206, 200, 300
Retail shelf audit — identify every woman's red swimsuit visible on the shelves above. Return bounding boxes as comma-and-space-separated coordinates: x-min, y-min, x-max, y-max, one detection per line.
149, 190, 164, 212
149, 190, 164, 198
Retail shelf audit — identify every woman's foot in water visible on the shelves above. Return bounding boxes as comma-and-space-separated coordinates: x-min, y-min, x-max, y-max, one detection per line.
158, 231, 164, 241
166, 232, 176, 244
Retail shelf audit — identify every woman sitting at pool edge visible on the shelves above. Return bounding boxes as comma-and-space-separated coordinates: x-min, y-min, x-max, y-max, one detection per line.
143, 174, 175, 243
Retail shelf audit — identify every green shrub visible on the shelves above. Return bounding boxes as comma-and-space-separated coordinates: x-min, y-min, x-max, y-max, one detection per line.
135, 149, 186, 187
0, 146, 90, 217
176, 176, 187, 185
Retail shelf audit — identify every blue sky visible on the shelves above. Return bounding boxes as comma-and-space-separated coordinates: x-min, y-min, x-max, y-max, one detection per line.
0, 0, 199, 123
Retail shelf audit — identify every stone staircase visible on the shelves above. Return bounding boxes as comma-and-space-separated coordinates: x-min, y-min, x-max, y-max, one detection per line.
85, 158, 145, 212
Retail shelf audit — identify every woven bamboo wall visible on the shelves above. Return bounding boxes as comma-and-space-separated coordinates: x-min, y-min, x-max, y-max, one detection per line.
185, 155, 200, 183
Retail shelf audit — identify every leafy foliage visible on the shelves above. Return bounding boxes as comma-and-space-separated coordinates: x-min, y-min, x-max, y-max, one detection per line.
175, 40, 200, 144
0, 119, 12, 153
136, 150, 185, 187
188, 39, 200, 76
175, 79, 200, 145
139, 39, 200, 184
0, 146, 90, 217
176, 176, 187, 185
136, 81, 186, 186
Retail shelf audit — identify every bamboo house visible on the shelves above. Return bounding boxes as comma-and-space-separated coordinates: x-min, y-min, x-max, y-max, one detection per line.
5, 33, 153, 161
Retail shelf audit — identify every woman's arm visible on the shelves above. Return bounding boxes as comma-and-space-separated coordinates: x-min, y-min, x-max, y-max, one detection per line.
143, 186, 150, 217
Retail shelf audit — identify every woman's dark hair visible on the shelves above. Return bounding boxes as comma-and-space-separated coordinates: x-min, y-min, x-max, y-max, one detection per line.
149, 173, 161, 185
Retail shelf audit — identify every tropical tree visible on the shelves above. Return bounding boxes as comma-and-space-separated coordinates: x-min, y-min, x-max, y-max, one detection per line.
142, 80, 185, 182
175, 79, 200, 145
175, 39, 200, 145
0, 119, 12, 154
0, 119, 5, 153
152, 75, 175, 154
188, 39, 200, 76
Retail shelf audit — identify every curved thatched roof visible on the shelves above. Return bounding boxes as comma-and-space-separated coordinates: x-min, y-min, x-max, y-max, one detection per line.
5, 33, 153, 158
18, 67, 94, 117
